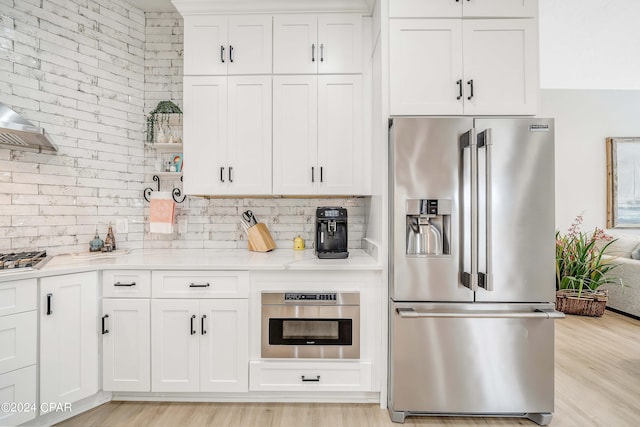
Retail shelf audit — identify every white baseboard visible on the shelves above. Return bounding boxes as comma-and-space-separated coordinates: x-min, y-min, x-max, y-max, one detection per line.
112, 391, 380, 404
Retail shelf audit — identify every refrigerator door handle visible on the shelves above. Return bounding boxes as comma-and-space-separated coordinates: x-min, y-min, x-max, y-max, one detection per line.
460, 129, 478, 292
477, 129, 493, 292
396, 307, 565, 319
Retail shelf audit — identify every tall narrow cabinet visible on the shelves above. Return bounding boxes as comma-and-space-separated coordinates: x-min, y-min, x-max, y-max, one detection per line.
40, 272, 98, 405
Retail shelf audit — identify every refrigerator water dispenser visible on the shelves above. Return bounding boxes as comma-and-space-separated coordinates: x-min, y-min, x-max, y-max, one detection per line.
406, 199, 451, 256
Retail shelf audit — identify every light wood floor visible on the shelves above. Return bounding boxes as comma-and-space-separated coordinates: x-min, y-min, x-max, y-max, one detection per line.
57, 310, 640, 427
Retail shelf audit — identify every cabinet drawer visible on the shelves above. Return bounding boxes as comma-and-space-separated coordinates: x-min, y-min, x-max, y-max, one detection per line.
0, 365, 36, 425
152, 271, 249, 298
103, 270, 151, 298
0, 311, 37, 374
249, 361, 371, 391
0, 279, 37, 317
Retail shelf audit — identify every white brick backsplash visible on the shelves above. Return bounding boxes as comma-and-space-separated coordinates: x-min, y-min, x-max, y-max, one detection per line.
0, 8, 370, 255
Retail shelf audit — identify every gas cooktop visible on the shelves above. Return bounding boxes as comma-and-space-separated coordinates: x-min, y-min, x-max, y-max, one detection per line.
0, 250, 50, 271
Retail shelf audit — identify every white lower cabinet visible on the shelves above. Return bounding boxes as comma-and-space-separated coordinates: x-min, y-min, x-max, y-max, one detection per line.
151, 299, 248, 392
249, 361, 372, 391
102, 299, 150, 392
0, 366, 37, 426
40, 272, 98, 406
0, 278, 37, 426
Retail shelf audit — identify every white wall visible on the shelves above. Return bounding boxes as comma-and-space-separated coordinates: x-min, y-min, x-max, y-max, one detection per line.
539, 0, 640, 235
540, 89, 640, 234
0, 0, 147, 254
539, 0, 640, 90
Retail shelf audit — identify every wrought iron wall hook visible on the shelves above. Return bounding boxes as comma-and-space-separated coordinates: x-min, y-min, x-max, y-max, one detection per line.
143, 175, 186, 204
173, 176, 186, 203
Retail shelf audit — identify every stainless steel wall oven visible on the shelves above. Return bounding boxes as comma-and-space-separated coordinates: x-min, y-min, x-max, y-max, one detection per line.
261, 292, 360, 359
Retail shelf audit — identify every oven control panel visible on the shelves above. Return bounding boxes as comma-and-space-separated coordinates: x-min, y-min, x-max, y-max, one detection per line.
284, 292, 337, 301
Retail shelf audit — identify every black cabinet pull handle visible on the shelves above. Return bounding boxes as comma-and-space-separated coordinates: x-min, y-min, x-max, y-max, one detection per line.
311, 166, 315, 183
467, 79, 474, 100
201, 314, 207, 335
189, 282, 211, 288
220, 45, 225, 63
301, 375, 320, 382
46, 293, 52, 315
311, 43, 315, 62
102, 314, 109, 334
114, 281, 136, 287
456, 79, 462, 100
229, 166, 233, 183
229, 45, 234, 62
220, 166, 225, 182
190, 315, 196, 335
320, 44, 324, 62
320, 166, 324, 183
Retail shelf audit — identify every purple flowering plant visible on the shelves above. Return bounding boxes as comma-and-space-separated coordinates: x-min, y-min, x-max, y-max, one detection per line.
555, 214, 621, 295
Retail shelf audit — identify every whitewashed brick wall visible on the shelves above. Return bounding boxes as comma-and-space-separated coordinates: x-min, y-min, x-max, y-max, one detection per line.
0, 0, 146, 255
143, 13, 367, 250
0, 5, 367, 255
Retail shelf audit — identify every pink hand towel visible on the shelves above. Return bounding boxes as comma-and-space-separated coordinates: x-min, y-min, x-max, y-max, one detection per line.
150, 191, 175, 234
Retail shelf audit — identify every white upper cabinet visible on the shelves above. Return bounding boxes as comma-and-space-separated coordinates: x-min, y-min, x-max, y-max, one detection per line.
273, 75, 363, 195
390, 0, 537, 18
462, 19, 538, 115
272, 76, 318, 195
184, 15, 272, 75
273, 14, 362, 74
183, 75, 271, 195
390, 19, 538, 115
390, 19, 464, 115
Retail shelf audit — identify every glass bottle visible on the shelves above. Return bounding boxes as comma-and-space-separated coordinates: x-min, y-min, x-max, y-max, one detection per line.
89, 229, 104, 252
106, 225, 116, 251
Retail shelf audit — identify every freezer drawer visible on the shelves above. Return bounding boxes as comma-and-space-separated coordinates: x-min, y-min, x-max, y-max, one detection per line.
390, 303, 559, 416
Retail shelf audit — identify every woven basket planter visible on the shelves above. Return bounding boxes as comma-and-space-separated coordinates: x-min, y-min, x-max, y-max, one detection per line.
555, 289, 608, 317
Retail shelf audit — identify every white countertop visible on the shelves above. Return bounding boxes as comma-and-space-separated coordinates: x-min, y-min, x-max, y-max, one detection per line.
0, 249, 381, 282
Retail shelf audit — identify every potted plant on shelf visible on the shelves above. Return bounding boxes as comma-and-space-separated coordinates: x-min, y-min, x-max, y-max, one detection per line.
146, 100, 182, 144
555, 214, 623, 317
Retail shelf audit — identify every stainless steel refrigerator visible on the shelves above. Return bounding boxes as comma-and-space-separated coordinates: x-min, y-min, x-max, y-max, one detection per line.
388, 118, 564, 425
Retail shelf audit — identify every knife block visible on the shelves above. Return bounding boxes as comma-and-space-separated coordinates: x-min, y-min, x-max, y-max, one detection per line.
247, 223, 276, 252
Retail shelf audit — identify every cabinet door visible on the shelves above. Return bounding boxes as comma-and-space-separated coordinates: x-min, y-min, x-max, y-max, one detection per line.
463, 0, 538, 18
0, 311, 36, 374
227, 15, 272, 75
317, 75, 363, 195
317, 14, 362, 74
389, 19, 463, 115
102, 299, 150, 392
0, 278, 36, 317
390, 0, 462, 18
0, 366, 36, 426
184, 15, 228, 75
272, 75, 318, 195
462, 19, 538, 115
40, 272, 98, 405
183, 76, 228, 195
227, 76, 272, 195
199, 299, 248, 392
273, 14, 318, 74
151, 299, 199, 392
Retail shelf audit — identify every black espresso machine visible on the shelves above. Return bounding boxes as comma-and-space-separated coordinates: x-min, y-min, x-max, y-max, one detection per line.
315, 207, 349, 259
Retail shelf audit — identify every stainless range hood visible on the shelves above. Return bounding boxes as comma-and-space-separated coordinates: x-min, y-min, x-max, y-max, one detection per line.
0, 102, 57, 152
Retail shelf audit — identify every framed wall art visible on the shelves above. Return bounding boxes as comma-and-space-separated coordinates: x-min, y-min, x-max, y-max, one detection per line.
606, 137, 640, 228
